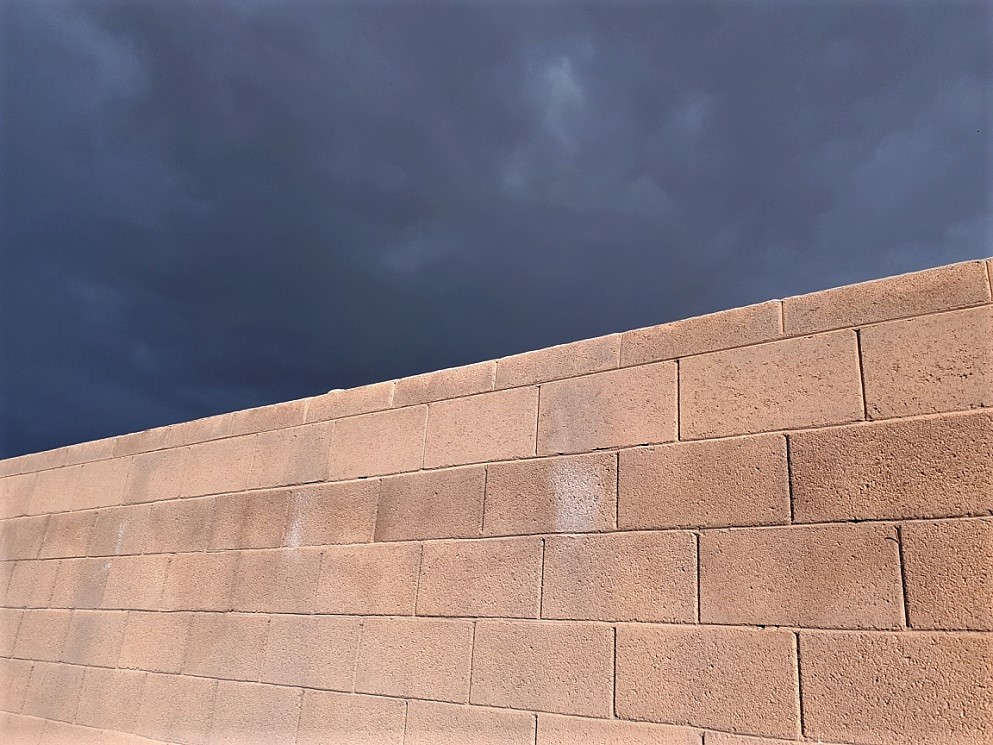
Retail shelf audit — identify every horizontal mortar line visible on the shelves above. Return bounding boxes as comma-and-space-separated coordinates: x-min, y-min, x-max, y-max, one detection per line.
0, 713, 172, 745
3, 293, 990, 479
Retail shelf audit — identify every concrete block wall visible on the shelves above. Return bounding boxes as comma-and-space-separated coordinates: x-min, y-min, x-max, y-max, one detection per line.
1, 257, 991, 745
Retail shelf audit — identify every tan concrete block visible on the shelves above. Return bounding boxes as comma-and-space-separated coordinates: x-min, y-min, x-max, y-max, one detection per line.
0, 561, 13, 603
61, 609, 128, 666
50, 558, 110, 609
622, 301, 783, 367
483, 453, 616, 536
903, 519, 993, 630
329, 406, 427, 479
705, 735, 846, 745
790, 412, 993, 521
354, 617, 473, 702
700, 524, 903, 629
800, 631, 993, 745
38, 510, 96, 559
307, 380, 395, 422
181, 437, 257, 498
542, 532, 696, 623
406, 701, 536, 745
0, 473, 38, 519
13, 610, 71, 661
471, 620, 613, 717
538, 363, 677, 455
207, 489, 289, 550
376, 467, 485, 541
248, 422, 332, 489
0, 608, 22, 656
88, 504, 151, 557
112, 427, 169, 458
136, 673, 216, 745
183, 612, 269, 681
680, 332, 863, 439
861, 305, 993, 419
207, 681, 301, 745
615, 625, 798, 738
72, 457, 132, 511
6, 560, 59, 608
784, 259, 992, 335
619, 434, 789, 529
283, 481, 379, 547
0, 711, 45, 744
1, 516, 49, 560
417, 537, 542, 618
20, 661, 84, 722
315, 543, 420, 615
230, 548, 322, 613
297, 690, 406, 745
160, 552, 238, 611
101, 555, 169, 610
424, 388, 538, 468
63, 437, 116, 466
496, 334, 620, 389
0, 658, 33, 713
260, 615, 361, 690
74, 667, 145, 732
227, 398, 308, 437
144, 498, 213, 553
163, 413, 236, 448
26, 466, 79, 515
537, 714, 701, 745
40, 719, 111, 745
124, 448, 187, 504
118, 612, 192, 673
395, 361, 496, 407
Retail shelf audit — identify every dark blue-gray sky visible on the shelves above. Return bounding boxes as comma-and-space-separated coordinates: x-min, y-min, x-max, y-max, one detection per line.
1, 0, 991, 458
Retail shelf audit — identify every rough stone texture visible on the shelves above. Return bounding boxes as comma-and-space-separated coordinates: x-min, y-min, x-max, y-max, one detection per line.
13, 609, 71, 662
181, 437, 256, 498
406, 701, 536, 745
207, 489, 290, 550
20, 662, 85, 722
247, 423, 332, 489
136, 673, 216, 745
376, 466, 485, 541
284, 480, 379, 547
88, 504, 151, 557
306, 380, 395, 422
260, 615, 361, 690
183, 613, 269, 681
229, 548, 322, 613
394, 361, 495, 407
74, 667, 145, 732
329, 406, 427, 479
100, 555, 168, 610
160, 552, 238, 611
118, 612, 192, 674
125, 449, 186, 504
496, 334, 619, 389
72, 458, 132, 511
297, 691, 406, 745
537, 715, 701, 745
144, 498, 213, 554
207, 681, 301, 745
61, 610, 128, 667
314, 542, 421, 615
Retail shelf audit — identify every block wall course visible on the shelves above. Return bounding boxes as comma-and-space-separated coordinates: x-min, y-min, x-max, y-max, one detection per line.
405, 701, 536, 745
394, 361, 496, 407
329, 406, 426, 479
536, 714, 701, 745
495, 333, 619, 389
376, 466, 486, 541
296, 690, 405, 745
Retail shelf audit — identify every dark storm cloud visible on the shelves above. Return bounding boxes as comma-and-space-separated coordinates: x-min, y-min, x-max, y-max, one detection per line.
1, 0, 990, 457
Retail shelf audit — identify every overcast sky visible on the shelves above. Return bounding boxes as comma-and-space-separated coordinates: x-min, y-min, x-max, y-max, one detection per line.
1, 1, 990, 458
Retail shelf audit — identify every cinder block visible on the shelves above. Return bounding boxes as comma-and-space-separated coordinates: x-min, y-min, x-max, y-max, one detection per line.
26, 466, 79, 515
40, 719, 110, 745
542, 532, 696, 623
20, 661, 85, 722
315, 543, 420, 615
1, 516, 49, 560
903, 519, 993, 630
63, 437, 116, 466
13, 610, 71, 661
615, 625, 798, 738
861, 305, 993, 419
0, 472, 38, 519
6, 560, 59, 608
354, 617, 473, 702
783, 259, 991, 335
297, 690, 405, 745
61, 609, 128, 666
160, 552, 238, 611
537, 363, 677, 455
417, 537, 542, 618
307, 380, 395, 422
183, 612, 269, 681
180, 437, 256, 498
124, 449, 187, 504
207, 489, 289, 550
0, 658, 33, 713
395, 361, 496, 407
619, 434, 789, 529
680, 332, 863, 439
406, 701, 536, 745
112, 427, 170, 458
136, 673, 216, 745
101, 555, 169, 610
424, 388, 538, 468
144, 498, 213, 553
283, 481, 379, 547
230, 548, 322, 613
0, 711, 46, 744
621, 301, 782, 367
74, 667, 145, 732
471, 620, 613, 717
118, 611, 192, 673
38, 510, 96, 559
207, 681, 302, 745
536, 714, 701, 745
260, 615, 361, 690
790, 412, 993, 521
72, 457, 132, 511
700, 524, 904, 629
88, 504, 151, 557
0, 608, 22, 657
496, 334, 619, 389
163, 414, 235, 449
227, 398, 308, 437
329, 406, 427, 479
376, 467, 485, 541
248, 422, 332, 489
483, 453, 616, 536
705, 735, 847, 745
800, 631, 993, 745
0, 561, 13, 603
50, 558, 111, 609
